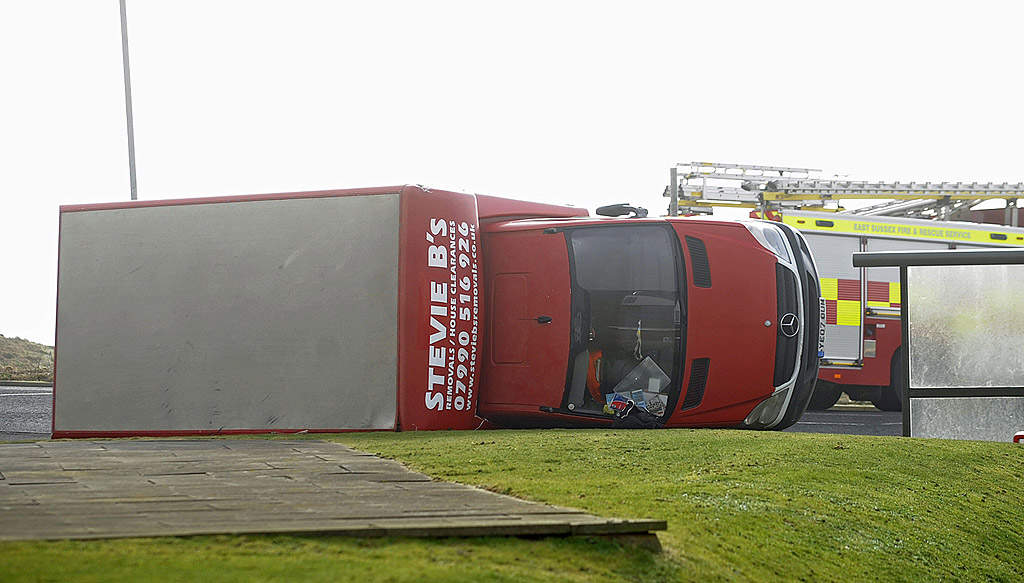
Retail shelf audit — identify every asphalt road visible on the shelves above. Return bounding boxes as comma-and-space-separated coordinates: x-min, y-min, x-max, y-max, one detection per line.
785, 407, 902, 436
1, 388, 902, 440
0, 385, 52, 442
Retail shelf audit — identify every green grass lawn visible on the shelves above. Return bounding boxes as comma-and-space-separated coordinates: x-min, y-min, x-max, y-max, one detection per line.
2, 429, 1022, 582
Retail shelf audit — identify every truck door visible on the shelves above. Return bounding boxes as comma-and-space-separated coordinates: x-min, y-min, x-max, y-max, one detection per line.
480, 229, 571, 412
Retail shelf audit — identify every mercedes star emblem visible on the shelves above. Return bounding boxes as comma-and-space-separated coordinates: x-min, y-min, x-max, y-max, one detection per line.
779, 312, 800, 338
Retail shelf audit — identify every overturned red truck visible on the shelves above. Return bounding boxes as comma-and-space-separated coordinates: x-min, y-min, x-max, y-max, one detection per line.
53, 186, 822, 437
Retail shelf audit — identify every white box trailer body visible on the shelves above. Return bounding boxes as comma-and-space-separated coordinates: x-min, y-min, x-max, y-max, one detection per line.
53, 186, 523, 437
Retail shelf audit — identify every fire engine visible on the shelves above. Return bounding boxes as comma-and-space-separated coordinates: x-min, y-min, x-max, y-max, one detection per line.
666, 162, 1024, 410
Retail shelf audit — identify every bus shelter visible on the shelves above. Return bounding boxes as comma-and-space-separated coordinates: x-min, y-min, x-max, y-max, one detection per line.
853, 249, 1024, 441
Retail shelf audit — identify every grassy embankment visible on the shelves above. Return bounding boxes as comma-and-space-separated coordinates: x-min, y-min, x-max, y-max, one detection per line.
0, 334, 53, 382
2, 429, 1022, 582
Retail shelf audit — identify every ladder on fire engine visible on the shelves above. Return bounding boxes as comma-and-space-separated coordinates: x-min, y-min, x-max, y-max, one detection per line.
666, 162, 1024, 225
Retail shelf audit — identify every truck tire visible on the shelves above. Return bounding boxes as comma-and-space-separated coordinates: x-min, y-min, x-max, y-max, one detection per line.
807, 381, 841, 410
871, 352, 903, 412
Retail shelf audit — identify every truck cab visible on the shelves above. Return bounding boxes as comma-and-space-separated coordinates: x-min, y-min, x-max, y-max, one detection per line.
479, 215, 821, 430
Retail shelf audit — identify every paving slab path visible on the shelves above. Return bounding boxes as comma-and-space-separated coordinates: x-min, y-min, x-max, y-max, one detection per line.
0, 439, 664, 541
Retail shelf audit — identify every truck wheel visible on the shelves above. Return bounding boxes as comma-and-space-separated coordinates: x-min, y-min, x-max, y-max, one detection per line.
807, 381, 841, 410
871, 353, 903, 412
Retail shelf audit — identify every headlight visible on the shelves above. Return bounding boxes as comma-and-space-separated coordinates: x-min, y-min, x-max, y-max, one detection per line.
743, 388, 790, 428
743, 222, 792, 263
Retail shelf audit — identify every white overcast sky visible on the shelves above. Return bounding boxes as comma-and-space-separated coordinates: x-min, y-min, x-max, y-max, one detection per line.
3, 1, 1023, 345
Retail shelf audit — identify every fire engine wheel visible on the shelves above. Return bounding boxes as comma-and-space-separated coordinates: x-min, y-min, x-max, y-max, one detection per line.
807, 381, 841, 411
871, 352, 903, 412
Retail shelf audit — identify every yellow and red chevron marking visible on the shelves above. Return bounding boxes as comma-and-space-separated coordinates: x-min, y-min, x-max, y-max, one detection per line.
820, 278, 861, 326
867, 280, 901, 309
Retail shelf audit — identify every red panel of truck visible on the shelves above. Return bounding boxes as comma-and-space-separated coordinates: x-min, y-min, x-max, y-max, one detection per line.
475, 194, 589, 223
396, 186, 487, 430
666, 221, 779, 427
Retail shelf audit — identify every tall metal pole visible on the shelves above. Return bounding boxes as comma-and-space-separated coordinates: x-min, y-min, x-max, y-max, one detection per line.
119, 0, 138, 200
668, 166, 678, 217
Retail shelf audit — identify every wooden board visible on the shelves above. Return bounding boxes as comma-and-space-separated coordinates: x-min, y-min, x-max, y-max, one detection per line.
0, 440, 665, 541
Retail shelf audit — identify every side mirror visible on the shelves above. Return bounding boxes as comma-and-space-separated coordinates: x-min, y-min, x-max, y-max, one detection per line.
596, 203, 649, 218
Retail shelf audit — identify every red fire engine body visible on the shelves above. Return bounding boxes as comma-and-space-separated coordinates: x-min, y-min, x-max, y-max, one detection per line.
53, 186, 821, 437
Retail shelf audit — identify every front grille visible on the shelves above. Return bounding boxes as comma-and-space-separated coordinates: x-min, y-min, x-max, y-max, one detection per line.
685, 236, 712, 288
681, 358, 710, 410
773, 264, 799, 386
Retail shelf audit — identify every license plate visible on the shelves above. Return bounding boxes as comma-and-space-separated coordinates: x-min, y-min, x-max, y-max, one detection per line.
817, 297, 827, 358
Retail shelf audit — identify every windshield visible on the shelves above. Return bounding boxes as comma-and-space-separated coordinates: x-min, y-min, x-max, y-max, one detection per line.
562, 225, 686, 418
